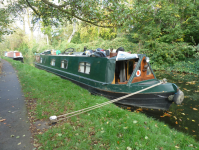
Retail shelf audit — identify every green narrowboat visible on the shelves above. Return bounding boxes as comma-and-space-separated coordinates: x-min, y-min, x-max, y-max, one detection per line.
35, 50, 184, 110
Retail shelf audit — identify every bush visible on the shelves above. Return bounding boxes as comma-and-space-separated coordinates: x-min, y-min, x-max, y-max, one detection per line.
141, 42, 196, 65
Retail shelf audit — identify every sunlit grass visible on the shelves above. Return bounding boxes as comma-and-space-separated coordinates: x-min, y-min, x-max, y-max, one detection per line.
4, 57, 199, 150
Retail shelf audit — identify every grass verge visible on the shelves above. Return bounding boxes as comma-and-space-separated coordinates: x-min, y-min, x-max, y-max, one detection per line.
3, 57, 199, 150
0, 59, 2, 74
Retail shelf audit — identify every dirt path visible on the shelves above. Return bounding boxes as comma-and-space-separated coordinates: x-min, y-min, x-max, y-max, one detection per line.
0, 59, 34, 150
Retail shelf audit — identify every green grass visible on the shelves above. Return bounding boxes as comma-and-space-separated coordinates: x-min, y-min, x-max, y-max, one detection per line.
3, 57, 199, 150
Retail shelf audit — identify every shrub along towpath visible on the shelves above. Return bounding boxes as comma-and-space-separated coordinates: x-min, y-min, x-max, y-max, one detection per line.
3, 57, 199, 150
0, 59, 34, 150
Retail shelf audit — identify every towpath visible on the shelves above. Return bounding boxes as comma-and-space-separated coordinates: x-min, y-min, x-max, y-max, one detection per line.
0, 59, 34, 150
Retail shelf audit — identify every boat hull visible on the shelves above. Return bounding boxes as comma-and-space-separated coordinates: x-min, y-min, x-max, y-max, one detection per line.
35, 64, 173, 110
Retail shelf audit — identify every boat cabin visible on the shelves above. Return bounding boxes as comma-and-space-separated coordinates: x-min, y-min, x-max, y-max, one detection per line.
35, 51, 156, 86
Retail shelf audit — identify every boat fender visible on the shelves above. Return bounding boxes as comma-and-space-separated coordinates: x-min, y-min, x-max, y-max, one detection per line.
136, 70, 141, 77
173, 90, 184, 105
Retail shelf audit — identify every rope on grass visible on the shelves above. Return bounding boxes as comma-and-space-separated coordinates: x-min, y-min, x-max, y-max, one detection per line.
49, 79, 167, 123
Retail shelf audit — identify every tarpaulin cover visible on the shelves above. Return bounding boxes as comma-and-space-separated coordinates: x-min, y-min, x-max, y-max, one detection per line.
116, 51, 138, 61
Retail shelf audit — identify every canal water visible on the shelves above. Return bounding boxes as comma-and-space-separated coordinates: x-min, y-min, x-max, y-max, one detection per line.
118, 71, 199, 141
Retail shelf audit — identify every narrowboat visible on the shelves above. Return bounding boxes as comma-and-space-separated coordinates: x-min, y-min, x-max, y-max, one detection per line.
35, 49, 184, 110
6, 51, 23, 62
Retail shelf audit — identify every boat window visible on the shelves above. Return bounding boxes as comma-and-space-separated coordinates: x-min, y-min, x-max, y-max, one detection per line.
40, 57, 42, 63
61, 60, 68, 69
85, 63, 91, 74
147, 66, 152, 75
36, 56, 40, 63
128, 60, 133, 76
78, 62, 91, 74
51, 59, 55, 66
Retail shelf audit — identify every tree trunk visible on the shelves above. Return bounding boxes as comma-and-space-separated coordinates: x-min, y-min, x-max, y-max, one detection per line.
68, 20, 76, 43
27, 8, 33, 40
46, 34, 49, 45
23, 16, 25, 32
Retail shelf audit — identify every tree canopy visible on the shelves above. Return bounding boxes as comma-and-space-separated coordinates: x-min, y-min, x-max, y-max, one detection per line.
8, 0, 131, 28
0, 8, 13, 41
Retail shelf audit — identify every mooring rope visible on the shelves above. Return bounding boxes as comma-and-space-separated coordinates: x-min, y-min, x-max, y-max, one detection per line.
50, 79, 167, 122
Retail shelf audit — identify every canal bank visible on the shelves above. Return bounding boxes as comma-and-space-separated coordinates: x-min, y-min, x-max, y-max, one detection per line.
2, 57, 199, 149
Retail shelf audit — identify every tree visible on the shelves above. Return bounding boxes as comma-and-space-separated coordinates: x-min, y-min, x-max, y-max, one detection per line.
127, 0, 199, 45
7, 0, 132, 28
0, 8, 13, 42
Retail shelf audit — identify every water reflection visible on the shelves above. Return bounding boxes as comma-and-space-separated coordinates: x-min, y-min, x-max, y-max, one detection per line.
117, 71, 199, 141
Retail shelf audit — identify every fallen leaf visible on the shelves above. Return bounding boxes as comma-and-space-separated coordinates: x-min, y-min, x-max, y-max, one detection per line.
187, 81, 196, 85
164, 112, 171, 117
117, 141, 119, 144
16, 136, 20, 139
193, 108, 198, 110
133, 120, 138, 124
136, 108, 143, 112
192, 120, 195, 122
188, 144, 193, 147
0, 119, 6, 122
18, 142, 21, 145
175, 145, 180, 148
175, 121, 178, 124
126, 147, 132, 150
11, 135, 14, 137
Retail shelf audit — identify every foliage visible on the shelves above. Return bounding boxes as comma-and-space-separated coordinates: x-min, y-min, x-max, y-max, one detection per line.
0, 8, 13, 42
141, 42, 196, 65
128, 0, 199, 45
55, 37, 139, 53
71, 24, 117, 44
152, 58, 199, 75
7, 0, 131, 28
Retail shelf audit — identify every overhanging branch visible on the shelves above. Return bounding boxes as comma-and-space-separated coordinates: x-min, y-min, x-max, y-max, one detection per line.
25, 0, 40, 17
41, 0, 114, 28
